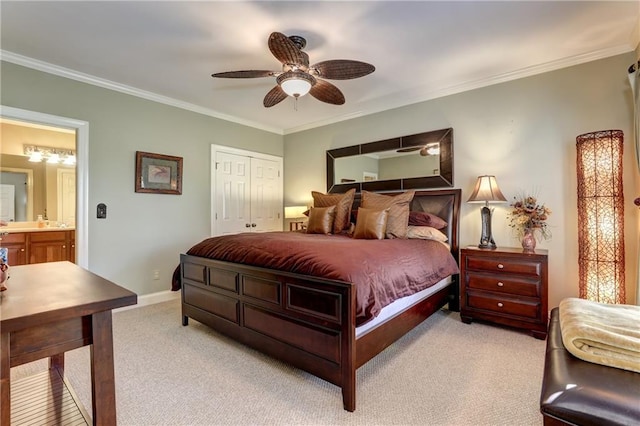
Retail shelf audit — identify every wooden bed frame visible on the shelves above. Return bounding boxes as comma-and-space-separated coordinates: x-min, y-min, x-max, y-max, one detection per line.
180, 189, 461, 411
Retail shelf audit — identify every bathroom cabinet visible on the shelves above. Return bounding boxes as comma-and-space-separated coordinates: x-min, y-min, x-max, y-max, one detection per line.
0, 229, 75, 266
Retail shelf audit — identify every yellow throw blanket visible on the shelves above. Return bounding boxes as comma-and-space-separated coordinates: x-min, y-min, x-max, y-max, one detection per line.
559, 297, 640, 373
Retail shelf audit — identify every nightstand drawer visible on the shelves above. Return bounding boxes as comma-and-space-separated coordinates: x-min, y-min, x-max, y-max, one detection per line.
465, 257, 541, 277
467, 293, 540, 319
466, 273, 540, 297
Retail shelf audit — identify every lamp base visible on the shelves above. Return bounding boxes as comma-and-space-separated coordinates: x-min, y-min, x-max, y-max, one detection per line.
478, 241, 497, 250
478, 205, 497, 250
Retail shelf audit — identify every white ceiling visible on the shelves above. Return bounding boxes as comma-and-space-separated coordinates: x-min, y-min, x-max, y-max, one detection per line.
1, 1, 638, 135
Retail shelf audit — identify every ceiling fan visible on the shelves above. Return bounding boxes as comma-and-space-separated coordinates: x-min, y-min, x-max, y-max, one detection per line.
211, 32, 375, 108
396, 143, 440, 156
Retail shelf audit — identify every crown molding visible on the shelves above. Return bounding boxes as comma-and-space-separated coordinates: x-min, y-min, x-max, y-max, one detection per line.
2, 43, 634, 137
284, 43, 635, 135
0, 50, 284, 135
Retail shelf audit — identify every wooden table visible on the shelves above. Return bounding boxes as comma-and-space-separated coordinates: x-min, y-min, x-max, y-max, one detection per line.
0, 261, 137, 425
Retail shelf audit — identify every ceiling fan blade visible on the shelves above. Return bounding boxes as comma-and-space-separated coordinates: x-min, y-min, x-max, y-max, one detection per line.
268, 32, 306, 66
309, 79, 345, 105
211, 70, 275, 78
310, 60, 375, 80
263, 85, 288, 108
396, 147, 422, 153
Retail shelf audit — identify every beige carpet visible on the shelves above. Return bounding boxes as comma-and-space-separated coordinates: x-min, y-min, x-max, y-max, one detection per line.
12, 298, 546, 425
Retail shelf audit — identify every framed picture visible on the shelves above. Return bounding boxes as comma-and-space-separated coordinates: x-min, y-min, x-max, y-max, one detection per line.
363, 171, 378, 182
135, 151, 183, 195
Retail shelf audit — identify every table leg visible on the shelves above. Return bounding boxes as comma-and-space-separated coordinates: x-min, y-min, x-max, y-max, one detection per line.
49, 353, 65, 373
0, 332, 10, 426
90, 310, 117, 426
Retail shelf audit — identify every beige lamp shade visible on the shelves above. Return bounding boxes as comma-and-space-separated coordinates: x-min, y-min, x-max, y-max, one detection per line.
284, 206, 308, 219
467, 175, 507, 205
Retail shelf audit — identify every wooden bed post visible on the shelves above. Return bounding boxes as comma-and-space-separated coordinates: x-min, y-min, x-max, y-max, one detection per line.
342, 283, 357, 412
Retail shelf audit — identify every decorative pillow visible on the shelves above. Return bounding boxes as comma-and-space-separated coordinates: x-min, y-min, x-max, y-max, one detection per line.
408, 211, 448, 230
361, 190, 415, 239
306, 206, 336, 235
312, 189, 355, 234
353, 208, 389, 240
407, 225, 448, 242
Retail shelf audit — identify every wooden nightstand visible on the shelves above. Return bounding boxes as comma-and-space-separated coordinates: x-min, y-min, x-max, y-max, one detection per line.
460, 246, 548, 339
289, 221, 305, 231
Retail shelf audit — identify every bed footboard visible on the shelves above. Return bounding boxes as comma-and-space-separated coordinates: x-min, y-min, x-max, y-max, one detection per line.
180, 253, 358, 411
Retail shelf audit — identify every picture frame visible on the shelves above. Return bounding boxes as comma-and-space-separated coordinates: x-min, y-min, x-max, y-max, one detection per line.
135, 151, 182, 195
363, 171, 378, 182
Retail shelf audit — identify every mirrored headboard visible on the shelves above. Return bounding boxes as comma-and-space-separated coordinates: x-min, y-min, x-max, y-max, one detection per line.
326, 128, 453, 193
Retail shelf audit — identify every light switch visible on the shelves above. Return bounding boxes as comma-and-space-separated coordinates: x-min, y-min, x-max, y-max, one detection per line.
97, 203, 107, 219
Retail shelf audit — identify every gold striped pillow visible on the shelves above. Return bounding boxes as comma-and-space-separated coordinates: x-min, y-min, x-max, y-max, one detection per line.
353, 207, 389, 240
361, 190, 415, 239
306, 206, 336, 235
312, 188, 355, 234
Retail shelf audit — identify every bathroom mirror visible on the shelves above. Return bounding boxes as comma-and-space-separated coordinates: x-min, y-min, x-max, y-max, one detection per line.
327, 128, 453, 193
0, 119, 76, 225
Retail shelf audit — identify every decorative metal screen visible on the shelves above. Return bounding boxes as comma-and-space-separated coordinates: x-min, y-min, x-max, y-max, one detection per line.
576, 130, 625, 304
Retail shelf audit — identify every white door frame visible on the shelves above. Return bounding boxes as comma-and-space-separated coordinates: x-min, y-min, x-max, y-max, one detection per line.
0, 105, 89, 268
211, 144, 282, 236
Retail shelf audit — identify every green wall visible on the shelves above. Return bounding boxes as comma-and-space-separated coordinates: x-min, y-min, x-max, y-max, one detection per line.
2, 51, 638, 306
1, 61, 283, 295
284, 52, 639, 307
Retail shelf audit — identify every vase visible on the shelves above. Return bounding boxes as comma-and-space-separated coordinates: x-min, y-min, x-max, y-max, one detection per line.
0, 247, 7, 292
521, 229, 536, 253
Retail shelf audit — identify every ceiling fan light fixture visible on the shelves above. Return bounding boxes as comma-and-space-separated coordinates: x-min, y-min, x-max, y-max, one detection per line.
212, 32, 373, 106
277, 71, 316, 98
420, 144, 440, 156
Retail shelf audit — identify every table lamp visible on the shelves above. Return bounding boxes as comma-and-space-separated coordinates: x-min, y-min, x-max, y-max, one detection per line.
284, 205, 308, 231
467, 175, 507, 249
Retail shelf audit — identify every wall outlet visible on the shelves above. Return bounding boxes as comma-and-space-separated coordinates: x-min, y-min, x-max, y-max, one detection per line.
153, 270, 160, 280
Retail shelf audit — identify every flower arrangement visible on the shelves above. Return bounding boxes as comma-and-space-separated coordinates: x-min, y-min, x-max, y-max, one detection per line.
507, 194, 552, 241
0, 221, 8, 291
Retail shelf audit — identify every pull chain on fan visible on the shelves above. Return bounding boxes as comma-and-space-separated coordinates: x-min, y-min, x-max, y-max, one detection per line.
211, 32, 375, 108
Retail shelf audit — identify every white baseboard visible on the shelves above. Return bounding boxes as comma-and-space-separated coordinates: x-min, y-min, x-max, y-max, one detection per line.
114, 289, 180, 313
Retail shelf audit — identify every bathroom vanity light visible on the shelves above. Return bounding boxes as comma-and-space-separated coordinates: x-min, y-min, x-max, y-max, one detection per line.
24, 145, 76, 165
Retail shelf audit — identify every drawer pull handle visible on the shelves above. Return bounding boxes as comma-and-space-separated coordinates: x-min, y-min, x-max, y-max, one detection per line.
497, 263, 504, 269
497, 302, 504, 308
497, 282, 504, 287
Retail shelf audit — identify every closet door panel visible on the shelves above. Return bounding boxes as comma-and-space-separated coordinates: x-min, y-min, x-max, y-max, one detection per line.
216, 152, 251, 235
212, 145, 283, 236
251, 158, 282, 232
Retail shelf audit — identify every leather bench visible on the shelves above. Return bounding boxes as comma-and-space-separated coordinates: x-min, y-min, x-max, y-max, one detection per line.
540, 307, 640, 426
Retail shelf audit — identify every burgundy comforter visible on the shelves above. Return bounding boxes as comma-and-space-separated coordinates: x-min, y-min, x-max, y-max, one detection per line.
175, 232, 459, 325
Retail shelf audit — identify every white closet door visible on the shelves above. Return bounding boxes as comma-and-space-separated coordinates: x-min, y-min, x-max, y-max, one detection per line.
250, 157, 282, 232
215, 151, 251, 235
